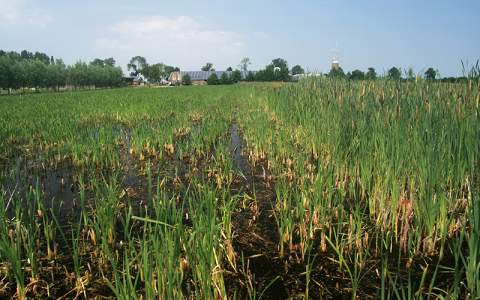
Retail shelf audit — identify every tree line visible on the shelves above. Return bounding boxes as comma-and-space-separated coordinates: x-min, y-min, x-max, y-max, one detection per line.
201, 57, 479, 85
0, 50, 124, 93
197, 58, 305, 85
328, 64, 479, 82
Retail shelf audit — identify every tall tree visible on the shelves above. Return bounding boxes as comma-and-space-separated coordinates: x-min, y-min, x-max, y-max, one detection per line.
245, 71, 255, 82
267, 58, 289, 81
90, 58, 105, 67
104, 57, 116, 67
388, 67, 401, 80
328, 66, 345, 78
20, 50, 33, 60
127, 56, 147, 76
220, 72, 231, 84
0, 54, 14, 91
230, 70, 242, 83
239, 57, 251, 73
425, 68, 437, 80
201, 62, 214, 71
349, 69, 365, 80
291, 65, 305, 75
366, 67, 377, 80
207, 73, 219, 85
406, 67, 415, 80
34, 51, 50, 65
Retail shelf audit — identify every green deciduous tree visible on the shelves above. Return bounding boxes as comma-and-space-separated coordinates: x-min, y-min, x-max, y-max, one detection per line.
207, 73, 219, 85
230, 70, 242, 83
201, 63, 214, 71
366, 67, 377, 80
128, 56, 147, 76
239, 57, 251, 73
425, 68, 437, 80
220, 72, 231, 84
328, 67, 345, 78
245, 71, 255, 82
182, 74, 192, 85
388, 67, 401, 80
291, 65, 305, 75
349, 69, 365, 80
268, 58, 290, 81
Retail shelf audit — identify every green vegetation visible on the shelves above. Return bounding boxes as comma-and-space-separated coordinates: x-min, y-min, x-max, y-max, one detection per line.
207, 73, 219, 85
128, 56, 179, 83
181, 73, 192, 85
0, 50, 124, 92
0, 78, 479, 299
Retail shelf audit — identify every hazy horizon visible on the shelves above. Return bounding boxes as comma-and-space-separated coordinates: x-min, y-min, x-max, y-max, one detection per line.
1, 0, 479, 76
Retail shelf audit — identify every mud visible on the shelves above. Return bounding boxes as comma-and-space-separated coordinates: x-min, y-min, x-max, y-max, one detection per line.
1, 156, 80, 222
228, 122, 289, 299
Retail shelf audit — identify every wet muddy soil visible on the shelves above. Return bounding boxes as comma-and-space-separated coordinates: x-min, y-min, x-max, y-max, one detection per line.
228, 122, 289, 299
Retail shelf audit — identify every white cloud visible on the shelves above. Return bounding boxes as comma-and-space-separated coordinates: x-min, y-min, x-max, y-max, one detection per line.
0, 0, 51, 28
95, 15, 246, 70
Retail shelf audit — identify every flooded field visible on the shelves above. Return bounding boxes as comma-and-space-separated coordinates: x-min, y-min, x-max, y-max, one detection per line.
0, 80, 479, 299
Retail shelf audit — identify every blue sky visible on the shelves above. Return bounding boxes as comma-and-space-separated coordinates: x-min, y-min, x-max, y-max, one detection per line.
1, 0, 479, 76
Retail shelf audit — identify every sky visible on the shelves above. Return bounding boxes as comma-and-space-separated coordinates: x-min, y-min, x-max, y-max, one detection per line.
1, 0, 479, 76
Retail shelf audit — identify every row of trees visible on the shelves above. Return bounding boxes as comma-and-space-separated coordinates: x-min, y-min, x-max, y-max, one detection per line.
201, 58, 306, 84
0, 50, 124, 92
328, 66, 441, 81
205, 70, 243, 85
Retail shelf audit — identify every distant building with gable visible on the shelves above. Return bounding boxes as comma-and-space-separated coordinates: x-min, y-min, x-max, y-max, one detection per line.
169, 71, 254, 85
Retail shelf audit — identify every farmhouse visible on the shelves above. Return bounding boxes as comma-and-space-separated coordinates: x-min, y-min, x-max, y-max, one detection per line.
169, 71, 252, 85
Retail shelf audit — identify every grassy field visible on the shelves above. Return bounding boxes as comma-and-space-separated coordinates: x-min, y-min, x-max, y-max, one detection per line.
0, 80, 479, 299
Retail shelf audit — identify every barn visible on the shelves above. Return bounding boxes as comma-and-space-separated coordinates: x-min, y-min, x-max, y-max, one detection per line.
168, 71, 252, 85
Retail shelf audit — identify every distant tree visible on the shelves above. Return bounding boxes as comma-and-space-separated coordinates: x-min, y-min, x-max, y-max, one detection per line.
246, 71, 255, 82
68, 61, 90, 88
425, 68, 437, 80
266, 58, 289, 81
30, 59, 48, 88
104, 57, 116, 67
388, 67, 401, 80
207, 73, 219, 85
11, 60, 28, 90
34, 51, 50, 65
201, 62, 214, 71
291, 65, 305, 75
50, 59, 67, 89
182, 73, 192, 85
405, 67, 415, 80
0, 49, 123, 91
0, 56, 15, 92
127, 56, 147, 76
20, 50, 33, 60
254, 69, 269, 81
230, 70, 242, 83
226, 66, 233, 71
350, 69, 365, 80
142, 63, 163, 83
366, 67, 377, 80
220, 72, 231, 84
328, 67, 345, 78
239, 57, 251, 73
90, 58, 105, 67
